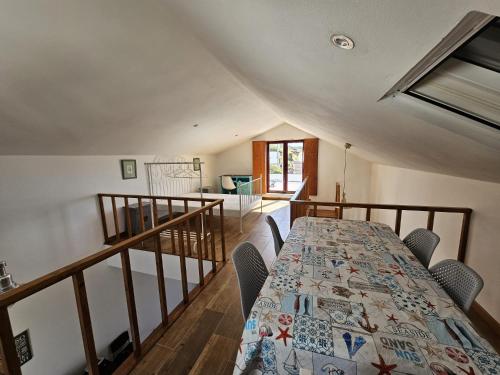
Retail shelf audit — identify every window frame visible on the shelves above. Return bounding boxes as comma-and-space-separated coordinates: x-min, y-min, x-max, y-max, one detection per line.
266, 140, 304, 194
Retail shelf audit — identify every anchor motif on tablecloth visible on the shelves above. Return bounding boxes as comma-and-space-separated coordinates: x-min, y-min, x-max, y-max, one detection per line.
358, 305, 379, 333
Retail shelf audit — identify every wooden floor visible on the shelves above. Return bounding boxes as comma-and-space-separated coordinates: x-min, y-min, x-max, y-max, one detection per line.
131, 200, 290, 375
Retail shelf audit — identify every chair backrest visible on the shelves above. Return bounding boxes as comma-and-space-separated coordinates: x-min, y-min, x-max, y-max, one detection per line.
221, 175, 236, 190
232, 242, 269, 319
265, 215, 284, 256
403, 228, 440, 268
429, 259, 483, 312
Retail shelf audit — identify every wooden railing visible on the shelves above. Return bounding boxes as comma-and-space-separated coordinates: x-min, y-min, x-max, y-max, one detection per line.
0, 198, 226, 375
290, 177, 472, 262
98, 193, 226, 263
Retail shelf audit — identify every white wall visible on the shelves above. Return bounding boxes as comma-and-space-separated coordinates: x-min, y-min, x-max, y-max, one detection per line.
0, 155, 214, 375
213, 123, 372, 218
370, 164, 500, 322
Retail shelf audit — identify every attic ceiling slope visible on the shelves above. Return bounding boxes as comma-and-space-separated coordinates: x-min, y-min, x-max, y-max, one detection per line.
0, 0, 281, 155
166, 0, 500, 183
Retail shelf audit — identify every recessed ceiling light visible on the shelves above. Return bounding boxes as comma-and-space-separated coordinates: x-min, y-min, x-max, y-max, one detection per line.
330, 34, 354, 50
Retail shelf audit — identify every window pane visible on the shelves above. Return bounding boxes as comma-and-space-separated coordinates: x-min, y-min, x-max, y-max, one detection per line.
287, 142, 303, 192
268, 143, 284, 191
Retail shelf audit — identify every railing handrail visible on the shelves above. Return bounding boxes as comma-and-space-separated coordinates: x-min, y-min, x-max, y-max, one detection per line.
290, 200, 472, 213
290, 176, 309, 201
289, 176, 472, 263
98, 192, 219, 203
236, 176, 261, 191
0, 199, 223, 308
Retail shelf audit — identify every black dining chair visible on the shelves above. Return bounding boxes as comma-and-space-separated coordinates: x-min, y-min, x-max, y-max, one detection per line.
403, 228, 440, 268
265, 215, 284, 256
232, 242, 269, 320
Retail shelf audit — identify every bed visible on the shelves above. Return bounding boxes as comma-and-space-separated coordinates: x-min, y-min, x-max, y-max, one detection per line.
145, 159, 262, 233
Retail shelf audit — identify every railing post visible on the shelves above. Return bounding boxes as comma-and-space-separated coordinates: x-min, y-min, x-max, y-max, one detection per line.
395, 209, 402, 236
124, 197, 132, 238
195, 214, 205, 285
184, 201, 192, 257
111, 196, 120, 242
72, 271, 99, 375
121, 249, 141, 358
427, 210, 435, 231
201, 202, 209, 259
177, 224, 189, 304
0, 307, 22, 375
366, 207, 371, 221
220, 202, 226, 263
154, 234, 168, 326
457, 210, 472, 262
138, 197, 145, 233
208, 208, 217, 272
338, 206, 344, 219
98, 194, 109, 243
167, 198, 176, 254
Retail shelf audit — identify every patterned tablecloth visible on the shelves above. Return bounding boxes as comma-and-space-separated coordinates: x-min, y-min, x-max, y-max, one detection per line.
234, 217, 499, 375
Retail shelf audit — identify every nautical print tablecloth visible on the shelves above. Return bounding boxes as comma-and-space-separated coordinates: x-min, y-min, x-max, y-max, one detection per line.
234, 217, 499, 375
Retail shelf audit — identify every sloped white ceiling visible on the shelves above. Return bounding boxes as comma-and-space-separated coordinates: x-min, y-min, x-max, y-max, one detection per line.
1, 0, 500, 183
0, 0, 281, 155
165, 0, 500, 183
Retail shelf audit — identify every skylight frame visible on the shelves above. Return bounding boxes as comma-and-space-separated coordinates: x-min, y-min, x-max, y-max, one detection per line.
404, 16, 500, 131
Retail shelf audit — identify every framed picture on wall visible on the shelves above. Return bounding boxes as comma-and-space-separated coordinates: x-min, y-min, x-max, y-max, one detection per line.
121, 159, 137, 179
193, 157, 201, 171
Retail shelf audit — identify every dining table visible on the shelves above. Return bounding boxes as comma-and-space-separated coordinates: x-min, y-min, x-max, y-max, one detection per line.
233, 217, 499, 375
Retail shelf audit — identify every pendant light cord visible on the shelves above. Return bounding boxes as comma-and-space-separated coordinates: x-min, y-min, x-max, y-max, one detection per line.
343, 146, 347, 197
342, 143, 351, 203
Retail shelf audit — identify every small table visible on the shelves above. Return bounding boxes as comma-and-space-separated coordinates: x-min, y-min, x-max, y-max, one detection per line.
234, 217, 498, 374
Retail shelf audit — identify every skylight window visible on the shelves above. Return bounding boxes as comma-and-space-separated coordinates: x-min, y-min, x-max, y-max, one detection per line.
406, 17, 500, 130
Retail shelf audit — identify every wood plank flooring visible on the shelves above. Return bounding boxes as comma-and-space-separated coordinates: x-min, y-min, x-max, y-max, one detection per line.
131, 200, 290, 375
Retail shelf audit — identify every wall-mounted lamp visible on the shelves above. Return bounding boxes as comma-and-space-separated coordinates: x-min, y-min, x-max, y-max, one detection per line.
0, 261, 18, 294
341, 143, 352, 204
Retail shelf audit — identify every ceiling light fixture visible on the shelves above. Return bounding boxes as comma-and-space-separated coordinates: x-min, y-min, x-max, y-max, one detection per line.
193, 124, 199, 128
331, 34, 354, 50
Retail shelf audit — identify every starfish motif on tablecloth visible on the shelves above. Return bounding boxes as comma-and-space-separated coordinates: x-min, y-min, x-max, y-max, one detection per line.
275, 326, 293, 346
296, 280, 304, 289
341, 250, 352, 260
370, 299, 392, 312
310, 280, 324, 290
426, 301, 437, 310
386, 313, 399, 323
348, 266, 360, 274
408, 311, 427, 327
393, 270, 405, 277
359, 291, 368, 298
273, 289, 286, 301
420, 341, 443, 359
371, 354, 397, 375
261, 310, 274, 323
